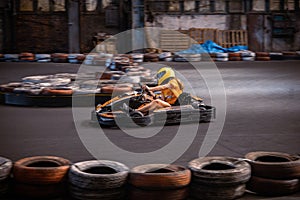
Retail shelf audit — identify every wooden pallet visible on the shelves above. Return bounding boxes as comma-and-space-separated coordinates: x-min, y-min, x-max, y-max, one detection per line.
217, 30, 248, 48
188, 28, 218, 44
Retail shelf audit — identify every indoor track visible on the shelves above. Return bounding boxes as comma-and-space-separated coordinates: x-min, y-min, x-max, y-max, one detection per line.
0, 61, 299, 199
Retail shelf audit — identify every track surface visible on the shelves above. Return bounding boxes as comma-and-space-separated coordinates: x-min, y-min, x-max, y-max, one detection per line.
0, 61, 299, 199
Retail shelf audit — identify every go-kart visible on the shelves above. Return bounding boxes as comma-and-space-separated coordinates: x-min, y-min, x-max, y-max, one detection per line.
91, 86, 216, 127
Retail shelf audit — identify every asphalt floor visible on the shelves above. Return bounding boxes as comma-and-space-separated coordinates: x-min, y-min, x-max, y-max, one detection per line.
0, 60, 299, 199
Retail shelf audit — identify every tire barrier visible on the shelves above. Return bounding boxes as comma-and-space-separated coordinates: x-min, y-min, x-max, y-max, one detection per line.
245, 151, 300, 196
247, 176, 300, 197
51, 53, 69, 63
128, 186, 189, 200
270, 52, 283, 60
188, 156, 251, 199
0, 60, 156, 107
131, 53, 144, 63
1, 51, 299, 64
0, 155, 299, 198
190, 182, 246, 200
35, 54, 52, 62
13, 156, 71, 185
101, 84, 133, 94
13, 182, 66, 199
19, 52, 35, 62
144, 53, 159, 62
68, 160, 129, 200
159, 52, 173, 61
282, 51, 300, 60
245, 151, 300, 179
12, 156, 71, 199
3, 54, 19, 62
69, 185, 125, 200
255, 52, 271, 61
0, 157, 12, 197
68, 53, 85, 64
129, 164, 191, 190
174, 54, 201, 62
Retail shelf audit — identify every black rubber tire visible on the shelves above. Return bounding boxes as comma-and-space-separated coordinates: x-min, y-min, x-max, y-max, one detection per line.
0, 157, 13, 181
69, 184, 125, 200
13, 156, 71, 185
0, 180, 10, 197
246, 176, 300, 196
13, 182, 66, 199
245, 151, 300, 179
188, 156, 251, 186
68, 160, 129, 190
190, 182, 246, 200
128, 186, 189, 200
129, 164, 191, 190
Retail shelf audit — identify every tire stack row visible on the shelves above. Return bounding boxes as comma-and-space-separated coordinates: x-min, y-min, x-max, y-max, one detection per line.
188, 156, 251, 200
128, 164, 191, 200
1, 154, 299, 199
245, 151, 300, 197
68, 160, 129, 200
12, 156, 71, 199
0, 157, 12, 197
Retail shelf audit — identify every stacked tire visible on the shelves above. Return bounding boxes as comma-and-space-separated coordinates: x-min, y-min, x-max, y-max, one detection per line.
282, 51, 300, 60
241, 51, 256, 61
144, 53, 159, 62
68, 160, 129, 200
159, 52, 173, 61
0, 157, 13, 197
19, 52, 35, 62
229, 52, 242, 61
131, 53, 144, 63
215, 53, 229, 62
255, 52, 271, 61
174, 54, 201, 62
128, 164, 191, 200
12, 156, 71, 199
35, 54, 52, 62
245, 151, 300, 196
188, 156, 251, 199
51, 53, 69, 63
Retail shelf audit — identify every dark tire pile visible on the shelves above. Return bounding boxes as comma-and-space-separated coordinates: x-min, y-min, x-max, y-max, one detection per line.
0, 151, 299, 199
0, 54, 156, 107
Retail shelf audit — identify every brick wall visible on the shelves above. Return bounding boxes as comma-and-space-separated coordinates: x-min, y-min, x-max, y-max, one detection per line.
80, 13, 120, 53
14, 14, 68, 53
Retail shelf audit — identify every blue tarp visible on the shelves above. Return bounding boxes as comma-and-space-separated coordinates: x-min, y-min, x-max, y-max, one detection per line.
177, 40, 248, 54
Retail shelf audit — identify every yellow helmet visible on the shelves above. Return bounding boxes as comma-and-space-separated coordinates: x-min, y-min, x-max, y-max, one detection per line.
156, 67, 175, 85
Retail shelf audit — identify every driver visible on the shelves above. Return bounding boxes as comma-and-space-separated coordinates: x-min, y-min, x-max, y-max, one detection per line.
123, 67, 184, 115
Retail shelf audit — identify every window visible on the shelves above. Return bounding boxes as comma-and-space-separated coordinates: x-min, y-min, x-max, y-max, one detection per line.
53, 0, 65, 11
38, 0, 49, 12
20, 0, 34, 11
85, 0, 98, 11
228, 0, 244, 13
252, 0, 265, 11
284, 0, 294, 10
18, 0, 66, 12
215, 0, 226, 12
270, 0, 295, 11
199, 0, 210, 12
